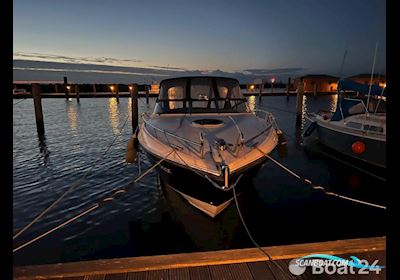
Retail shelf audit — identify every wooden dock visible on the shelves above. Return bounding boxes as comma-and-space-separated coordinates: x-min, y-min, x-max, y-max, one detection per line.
14, 236, 385, 279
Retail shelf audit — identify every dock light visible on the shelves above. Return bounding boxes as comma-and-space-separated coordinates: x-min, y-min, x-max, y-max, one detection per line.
129, 85, 133, 91
351, 141, 366, 154
271, 78, 276, 84
250, 84, 255, 90
110, 85, 115, 92
66, 85, 71, 90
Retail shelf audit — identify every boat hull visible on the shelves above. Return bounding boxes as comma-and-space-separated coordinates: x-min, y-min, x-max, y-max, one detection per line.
143, 147, 267, 216
314, 122, 386, 168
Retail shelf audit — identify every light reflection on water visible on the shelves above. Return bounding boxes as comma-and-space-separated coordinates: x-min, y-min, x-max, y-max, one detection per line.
13, 95, 385, 266
248, 95, 256, 112
108, 98, 120, 135
67, 103, 79, 135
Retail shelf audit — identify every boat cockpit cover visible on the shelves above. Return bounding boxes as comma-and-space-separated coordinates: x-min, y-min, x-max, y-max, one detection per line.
338, 79, 386, 97
331, 95, 386, 121
331, 96, 365, 121
154, 77, 248, 114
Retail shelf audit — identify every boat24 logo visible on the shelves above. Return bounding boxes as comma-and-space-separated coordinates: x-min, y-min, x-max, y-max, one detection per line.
288, 254, 385, 275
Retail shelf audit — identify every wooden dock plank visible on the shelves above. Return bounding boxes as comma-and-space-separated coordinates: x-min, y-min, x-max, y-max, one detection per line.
126, 271, 147, 280
247, 261, 273, 280
189, 266, 211, 280
209, 263, 237, 280
226, 263, 254, 280
146, 269, 169, 280
84, 275, 105, 280
104, 273, 127, 280
14, 236, 385, 279
167, 267, 190, 280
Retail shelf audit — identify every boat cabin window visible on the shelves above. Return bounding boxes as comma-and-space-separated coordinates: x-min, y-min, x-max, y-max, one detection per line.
168, 86, 185, 109
345, 122, 362, 129
363, 124, 384, 133
154, 77, 248, 114
191, 78, 216, 109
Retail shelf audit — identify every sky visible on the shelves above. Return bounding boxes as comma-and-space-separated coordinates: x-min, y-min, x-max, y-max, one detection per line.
13, 0, 386, 83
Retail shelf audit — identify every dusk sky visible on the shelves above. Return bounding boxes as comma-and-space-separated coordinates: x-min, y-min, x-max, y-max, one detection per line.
13, 0, 386, 83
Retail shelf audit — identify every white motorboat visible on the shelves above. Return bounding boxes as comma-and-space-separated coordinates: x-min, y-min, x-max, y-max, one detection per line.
137, 76, 279, 217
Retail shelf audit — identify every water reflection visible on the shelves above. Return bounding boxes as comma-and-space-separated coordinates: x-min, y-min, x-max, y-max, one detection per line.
329, 94, 339, 112
66, 103, 79, 135
248, 95, 256, 112
108, 98, 120, 135
301, 95, 308, 130
37, 133, 50, 166
161, 179, 242, 250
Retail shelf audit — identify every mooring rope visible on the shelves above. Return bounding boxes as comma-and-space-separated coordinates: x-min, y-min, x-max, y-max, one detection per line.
13, 111, 131, 241
254, 146, 386, 210
13, 150, 174, 253
170, 147, 288, 279
231, 179, 290, 279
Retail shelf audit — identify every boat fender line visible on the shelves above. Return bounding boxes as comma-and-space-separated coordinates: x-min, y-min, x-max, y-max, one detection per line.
304, 121, 318, 137
254, 146, 386, 210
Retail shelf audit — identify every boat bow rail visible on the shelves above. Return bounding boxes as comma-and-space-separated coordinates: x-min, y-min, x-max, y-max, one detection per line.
142, 113, 205, 158
139, 112, 278, 190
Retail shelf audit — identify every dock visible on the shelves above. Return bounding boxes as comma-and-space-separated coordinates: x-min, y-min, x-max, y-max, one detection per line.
14, 236, 385, 279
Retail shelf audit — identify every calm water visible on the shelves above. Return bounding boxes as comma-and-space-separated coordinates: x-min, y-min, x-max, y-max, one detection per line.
13, 95, 386, 266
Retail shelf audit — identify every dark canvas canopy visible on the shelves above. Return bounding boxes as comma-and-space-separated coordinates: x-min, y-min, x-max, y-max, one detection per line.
338, 78, 386, 97
331, 96, 365, 121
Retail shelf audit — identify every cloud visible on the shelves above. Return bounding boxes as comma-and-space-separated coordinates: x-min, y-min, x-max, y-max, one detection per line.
13, 52, 143, 65
147, 65, 187, 71
13, 66, 169, 77
13, 59, 305, 84
243, 68, 306, 75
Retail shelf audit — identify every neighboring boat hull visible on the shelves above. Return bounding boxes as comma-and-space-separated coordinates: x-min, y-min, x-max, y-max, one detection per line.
314, 122, 386, 168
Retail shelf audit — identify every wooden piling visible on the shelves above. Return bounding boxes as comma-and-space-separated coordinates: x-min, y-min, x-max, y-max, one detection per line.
32, 84, 45, 134
313, 83, 317, 97
145, 85, 149, 104
296, 80, 304, 125
55, 84, 58, 94
75, 84, 80, 103
116, 84, 119, 103
65, 85, 70, 99
93, 84, 96, 94
130, 84, 139, 133
286, 77, 291, 96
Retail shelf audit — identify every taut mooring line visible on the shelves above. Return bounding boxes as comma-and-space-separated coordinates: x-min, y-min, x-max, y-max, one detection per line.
13, 111, 131, 241
13, 150, 174, 253
255, 146, 386, 210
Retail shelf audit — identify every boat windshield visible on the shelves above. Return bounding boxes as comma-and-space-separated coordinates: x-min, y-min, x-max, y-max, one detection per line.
154, 77, 249, 114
